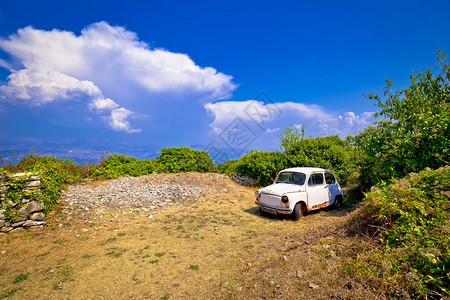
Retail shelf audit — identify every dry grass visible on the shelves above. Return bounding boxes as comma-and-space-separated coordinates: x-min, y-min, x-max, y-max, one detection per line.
0, 173, 384, 299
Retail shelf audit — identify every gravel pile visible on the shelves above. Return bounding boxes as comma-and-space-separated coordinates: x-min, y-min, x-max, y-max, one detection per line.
61, 175, 210, 211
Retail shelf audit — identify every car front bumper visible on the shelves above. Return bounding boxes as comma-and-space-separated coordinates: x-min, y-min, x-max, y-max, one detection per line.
255, 201, 292, 215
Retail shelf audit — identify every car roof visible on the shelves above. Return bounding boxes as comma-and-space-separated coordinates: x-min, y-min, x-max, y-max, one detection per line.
278, 167, 330, 175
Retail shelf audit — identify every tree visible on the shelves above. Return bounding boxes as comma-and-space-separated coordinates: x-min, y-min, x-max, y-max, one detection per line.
351, 49, 450, 187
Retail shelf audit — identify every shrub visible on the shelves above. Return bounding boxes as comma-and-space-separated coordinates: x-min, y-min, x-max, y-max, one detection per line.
156, 147, 215, 173
91, 153, 158, 179
216, 159, 239, 174
279, 126, 357, 185
234, 151, 286, 186
1, 152, 91, 216
350, 50, 450, 188
346, 166, 450, 297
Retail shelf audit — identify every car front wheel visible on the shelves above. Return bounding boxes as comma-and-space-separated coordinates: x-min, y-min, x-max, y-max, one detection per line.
292, 202, 306, 221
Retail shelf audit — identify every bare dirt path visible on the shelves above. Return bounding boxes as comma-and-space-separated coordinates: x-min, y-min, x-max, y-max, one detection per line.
0, 173, 380, 299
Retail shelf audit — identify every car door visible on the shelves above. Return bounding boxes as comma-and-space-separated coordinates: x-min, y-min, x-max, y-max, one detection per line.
306, 172, 329, 210
325, 172, 339, 205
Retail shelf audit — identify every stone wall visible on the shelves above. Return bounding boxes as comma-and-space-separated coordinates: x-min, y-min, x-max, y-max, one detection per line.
0, 173, 45, 236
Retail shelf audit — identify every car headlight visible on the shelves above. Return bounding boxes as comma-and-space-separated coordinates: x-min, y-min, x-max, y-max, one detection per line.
255, 190, 261, 198
281, 195, 289, 203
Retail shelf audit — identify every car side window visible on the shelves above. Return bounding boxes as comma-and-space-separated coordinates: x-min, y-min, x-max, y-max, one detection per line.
308, 173, 324, 186
325, 173, 336, 184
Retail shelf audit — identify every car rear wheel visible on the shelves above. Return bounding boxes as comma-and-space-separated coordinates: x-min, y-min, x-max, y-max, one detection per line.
333, 196, 343, 209
292, 202, 306, 221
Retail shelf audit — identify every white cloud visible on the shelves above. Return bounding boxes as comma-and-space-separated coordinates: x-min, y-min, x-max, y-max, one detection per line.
205, 100, 333, 127
89, 98, 119, 111
206, 99, 373, 138
266, 128, 280, 133
109, 108, 141, 133
0, 22, 237, 132
0, 67, 101, 104
339, 111, 373, 126
0, 58, 11, 69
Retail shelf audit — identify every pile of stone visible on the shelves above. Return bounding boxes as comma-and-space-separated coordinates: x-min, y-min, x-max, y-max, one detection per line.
0, 173, 45, 236
228, 173, 259, 187
61, 175, 209, 211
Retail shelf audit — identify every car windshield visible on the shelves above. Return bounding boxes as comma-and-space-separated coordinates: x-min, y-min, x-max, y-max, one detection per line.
275, 172, 306, 185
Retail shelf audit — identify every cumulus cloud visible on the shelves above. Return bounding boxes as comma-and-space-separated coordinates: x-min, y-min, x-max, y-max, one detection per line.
339, 111, 373, 126
89, 98, 119, 111
205, 100, 334, 129
109, 108, 141, 133
205, 99, 373, 138
0, 21, 237, 132
205, 100, 327, 123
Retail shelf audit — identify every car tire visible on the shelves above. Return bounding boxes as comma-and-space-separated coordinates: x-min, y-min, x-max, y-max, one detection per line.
292, 202, 306, 221
333, 196, 343, 209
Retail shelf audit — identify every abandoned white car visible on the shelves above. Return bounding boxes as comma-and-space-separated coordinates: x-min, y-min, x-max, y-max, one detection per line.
255, 167, 343, 220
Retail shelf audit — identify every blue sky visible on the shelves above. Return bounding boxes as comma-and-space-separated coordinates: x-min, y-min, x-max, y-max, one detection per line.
0, 0, 449, 161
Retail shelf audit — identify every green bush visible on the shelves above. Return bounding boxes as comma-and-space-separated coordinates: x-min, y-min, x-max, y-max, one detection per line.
156, 147, 215, 173
1, 152, 91, 218
280, 127, 356, 185
350, 50, 450, 188
347, 167, 450, 297
232, 127, 356, 186
91, 153, 158, 179
216, 159, 239, 174
234, 151, 286, 186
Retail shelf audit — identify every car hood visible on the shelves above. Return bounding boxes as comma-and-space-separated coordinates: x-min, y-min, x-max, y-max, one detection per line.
260, 183, 305, 196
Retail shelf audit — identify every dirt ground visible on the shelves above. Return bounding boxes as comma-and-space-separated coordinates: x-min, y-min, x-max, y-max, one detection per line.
0, 173, 382, 299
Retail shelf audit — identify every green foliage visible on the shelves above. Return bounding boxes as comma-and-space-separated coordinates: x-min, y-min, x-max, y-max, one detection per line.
12, 273, 30, 284
216, 159, 239, 174
348, 167, 450, 297
1, 152, 90, 219
233, 126, 355, 186
350, 50, 450, 188
92, 153, 158, 179
156, 147, 215, 173
279, 126, 356, 185
234, 151, 286, 186
1, 287, 22, 298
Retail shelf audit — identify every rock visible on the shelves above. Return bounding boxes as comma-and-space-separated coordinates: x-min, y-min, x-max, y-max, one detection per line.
10, 227, 25, 234
23, 220, 44, 227
0, 211, 5, 220
308, 283, 319, 290
281, 255, 289, 261
269, 280, 275, 286
30, 212, 45, 221
25, 201, 43, 214
28, 225, 44, 231
11, 221, 25, 228
15, 214, 28, 222
0, 226, 12, 233
296, 270, 306, 278
24, 180, 41, 189
0, 220, 5, 227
